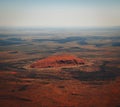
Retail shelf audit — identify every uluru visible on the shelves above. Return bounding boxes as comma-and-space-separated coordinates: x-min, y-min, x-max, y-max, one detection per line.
30, 54, 85, 68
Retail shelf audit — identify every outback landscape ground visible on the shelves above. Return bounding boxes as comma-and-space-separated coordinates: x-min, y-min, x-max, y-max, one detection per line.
0, 28, 120, 107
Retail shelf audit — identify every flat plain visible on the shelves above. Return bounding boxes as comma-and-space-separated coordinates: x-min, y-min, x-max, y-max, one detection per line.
0, 28, 120, 107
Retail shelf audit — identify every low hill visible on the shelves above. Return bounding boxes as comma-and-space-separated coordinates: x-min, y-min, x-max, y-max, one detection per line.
30, 54, 85, 68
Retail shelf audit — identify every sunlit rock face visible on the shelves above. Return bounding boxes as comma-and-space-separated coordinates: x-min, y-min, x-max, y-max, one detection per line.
30, 54, 85, 68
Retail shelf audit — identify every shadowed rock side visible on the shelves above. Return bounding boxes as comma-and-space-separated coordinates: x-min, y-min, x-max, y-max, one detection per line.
30, 54, 85, 68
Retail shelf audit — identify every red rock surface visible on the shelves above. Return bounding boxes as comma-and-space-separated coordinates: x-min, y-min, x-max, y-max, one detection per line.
30, 54, 85, 68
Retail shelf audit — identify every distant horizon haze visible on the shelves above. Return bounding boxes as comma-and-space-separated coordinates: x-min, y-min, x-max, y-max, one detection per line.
0, 0, 120, 28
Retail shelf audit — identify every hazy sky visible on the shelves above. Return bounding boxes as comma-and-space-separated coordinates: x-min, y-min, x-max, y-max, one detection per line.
0, 0, 120, 27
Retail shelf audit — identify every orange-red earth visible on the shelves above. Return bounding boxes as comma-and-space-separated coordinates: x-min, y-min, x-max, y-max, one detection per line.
30, 54, 85, 68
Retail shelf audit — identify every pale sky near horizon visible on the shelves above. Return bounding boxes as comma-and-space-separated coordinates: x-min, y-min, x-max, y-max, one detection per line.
0, 0, 120, 27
